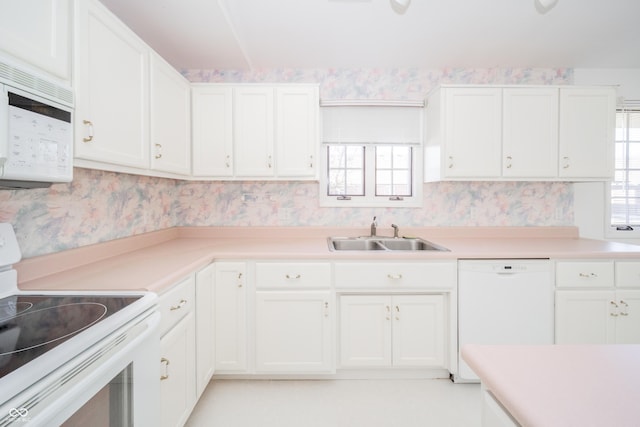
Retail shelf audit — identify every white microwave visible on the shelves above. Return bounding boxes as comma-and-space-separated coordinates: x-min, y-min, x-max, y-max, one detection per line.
0, 63, 74, 189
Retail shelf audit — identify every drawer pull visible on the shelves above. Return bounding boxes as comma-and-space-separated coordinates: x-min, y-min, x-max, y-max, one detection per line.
160, 357, 170, 380
286, 274, 302, 280
170, 299, 187, 311
385, 305, 391, 320
387, 273, 403, 280
579, 272, 598, 278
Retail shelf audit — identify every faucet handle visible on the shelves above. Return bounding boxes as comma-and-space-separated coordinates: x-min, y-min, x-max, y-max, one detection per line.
391, 224, 399, 238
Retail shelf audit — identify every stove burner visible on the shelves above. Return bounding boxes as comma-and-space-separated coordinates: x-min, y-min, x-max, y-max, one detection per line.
0, 303, 107, 357
0, 300, 33, 322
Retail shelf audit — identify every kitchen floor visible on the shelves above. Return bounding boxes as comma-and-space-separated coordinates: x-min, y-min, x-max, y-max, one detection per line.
185, 379, 482, 427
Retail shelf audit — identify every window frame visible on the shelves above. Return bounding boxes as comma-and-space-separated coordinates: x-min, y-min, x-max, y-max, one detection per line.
319, 143, 423, 208
606, 105, 640, 239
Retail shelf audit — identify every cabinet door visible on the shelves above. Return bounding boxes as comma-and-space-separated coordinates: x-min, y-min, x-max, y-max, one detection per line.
74, 0, 149, 168
255, 291, 333, 372
160, 312, 196, 427
195, 264, 215, 397
0, 0, 70, 80
443, 88, 502, 178
276, 87, 319, 178
214, 262, 247, 372
559, 88, 615, 178
150, 53, 191, 175
234, 86, 274, 176
615, 290, 640, 344
191, 86, 234, 177
392, 295, 445, 367
502, 88, 558, 178
339, 295, 392, 367
555, 290, 616, 344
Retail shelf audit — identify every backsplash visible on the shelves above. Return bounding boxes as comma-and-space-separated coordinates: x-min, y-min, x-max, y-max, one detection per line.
1, 67, 574, 258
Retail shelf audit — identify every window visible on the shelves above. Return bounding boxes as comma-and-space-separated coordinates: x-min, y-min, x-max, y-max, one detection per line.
609, 106, 640, 233
319, 104, 423, 207
321, 144, 422, 207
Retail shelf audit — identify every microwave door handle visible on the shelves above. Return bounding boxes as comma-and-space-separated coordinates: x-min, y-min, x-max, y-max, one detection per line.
0, 88, 7, 161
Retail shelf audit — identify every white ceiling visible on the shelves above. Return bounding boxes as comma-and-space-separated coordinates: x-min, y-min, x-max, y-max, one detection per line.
99, 0, 640, 71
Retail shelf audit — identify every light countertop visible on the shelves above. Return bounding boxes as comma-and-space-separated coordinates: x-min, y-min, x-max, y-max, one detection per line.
461, 344, 640, 427
14, 226, 640, 293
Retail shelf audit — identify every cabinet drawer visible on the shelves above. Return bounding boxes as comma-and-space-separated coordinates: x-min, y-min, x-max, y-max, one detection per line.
256, 262, 331, 289
335, 262, 456, 289
615, 261, 640, 288
556, 261, 614, 288
158, 275, 196, 336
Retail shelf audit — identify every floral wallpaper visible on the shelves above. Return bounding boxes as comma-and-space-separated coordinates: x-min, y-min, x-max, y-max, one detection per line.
0, 68, 574, 259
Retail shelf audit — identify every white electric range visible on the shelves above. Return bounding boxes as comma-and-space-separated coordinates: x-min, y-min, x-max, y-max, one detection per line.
0, 223, 160, 426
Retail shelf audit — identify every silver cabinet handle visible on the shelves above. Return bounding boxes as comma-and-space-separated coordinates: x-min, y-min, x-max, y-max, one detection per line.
268, 155, 272, 168
309, 155, 314, 169
385, 305, 391, 320
448, 156, 454, 169
237, 272, 243, 288
387, 273, 403, 280
286, 274, 301, 280
395, 305, 400, 321
506, 156, 512, 169
610, 300, 619, 317
579, 272, 598, 278
155, 143, 162, 159
83, 120, 94, 142
562, 156, 570, 169
620, 300, 629, 316
160, 357, 170, 380
170, 299, 187, 311
324, 301, 329, 318
225, 155, 231, 168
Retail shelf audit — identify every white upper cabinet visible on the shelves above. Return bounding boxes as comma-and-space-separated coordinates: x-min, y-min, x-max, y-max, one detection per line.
191, 84, 319, 180
276, 86, 319, 177
150, 53, 191, 175
559, 88, 616, 179
425, 85, 616, 182
191, 85, 234, 177
234, 86, 275, 176
0, 0, 71, 81
503, 88, 558, 178
441, 87, 502, 178
74, 0, 149, 169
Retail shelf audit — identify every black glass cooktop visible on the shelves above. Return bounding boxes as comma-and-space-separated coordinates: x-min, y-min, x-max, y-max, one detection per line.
0, 294, 140, 379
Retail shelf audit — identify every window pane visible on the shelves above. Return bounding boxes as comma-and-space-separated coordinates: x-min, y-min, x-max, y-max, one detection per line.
630, 112, 640, 141
375, 146, 413, 197
327, 145, 364, 196
612, 110, 640, 226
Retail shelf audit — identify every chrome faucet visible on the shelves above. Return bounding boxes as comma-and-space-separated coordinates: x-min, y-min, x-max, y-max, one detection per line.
370, 216, 377, 236
392, 224, 399, 238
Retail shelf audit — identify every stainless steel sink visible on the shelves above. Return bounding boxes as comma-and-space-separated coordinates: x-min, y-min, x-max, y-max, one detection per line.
328, 237, 449, 252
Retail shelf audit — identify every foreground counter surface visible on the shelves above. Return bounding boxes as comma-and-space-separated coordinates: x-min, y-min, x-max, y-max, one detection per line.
462, 344, 640, 427
14, 226, 640, 292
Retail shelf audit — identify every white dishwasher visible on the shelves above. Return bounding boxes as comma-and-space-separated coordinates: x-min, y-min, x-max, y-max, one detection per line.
457, 259, 554, 382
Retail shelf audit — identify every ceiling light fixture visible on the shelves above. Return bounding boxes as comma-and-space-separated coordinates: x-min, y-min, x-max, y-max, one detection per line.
534, 0, 559, 14
390, 0, 411, 15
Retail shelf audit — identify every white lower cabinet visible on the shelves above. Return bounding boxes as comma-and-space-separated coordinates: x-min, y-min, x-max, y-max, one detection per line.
160, 312, 196, 427
214, 262, 247, 372
339, 294, 445, 368
555, 260, 640, 345
555, 289, 640, 344
255, 291, 333, 373
195, 264, 215, 397
158, 276, 196, 427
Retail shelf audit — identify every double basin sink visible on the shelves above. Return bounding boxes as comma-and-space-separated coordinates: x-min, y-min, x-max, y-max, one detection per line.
328, 236, 449, 252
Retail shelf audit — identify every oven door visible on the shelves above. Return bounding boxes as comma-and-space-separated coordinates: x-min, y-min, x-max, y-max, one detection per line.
0, 308, 160, 427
